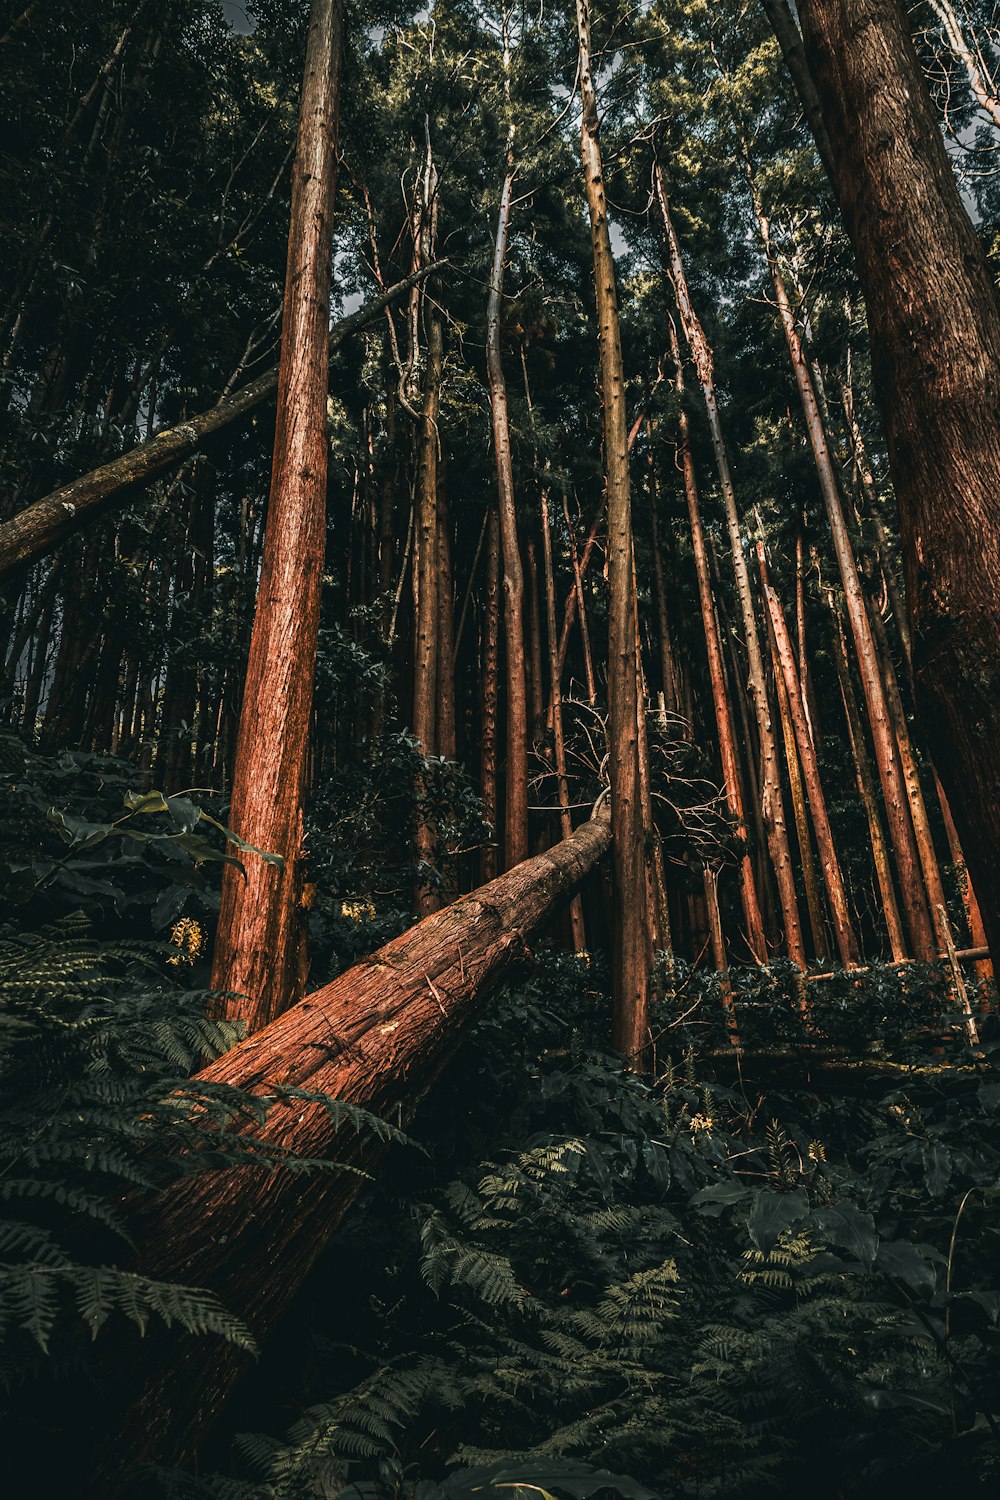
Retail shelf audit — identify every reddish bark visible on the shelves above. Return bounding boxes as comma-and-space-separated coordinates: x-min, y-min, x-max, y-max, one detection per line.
106, 814, 612, 1480
578, 0, 651, 1059
798, 0, 1000, 964
210, 0, 343, 1033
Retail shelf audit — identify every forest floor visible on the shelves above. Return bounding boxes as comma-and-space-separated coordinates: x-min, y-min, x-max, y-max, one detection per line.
191, 950, 1000, 1500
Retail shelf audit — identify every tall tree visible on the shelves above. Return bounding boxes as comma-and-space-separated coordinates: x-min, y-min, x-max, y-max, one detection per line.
798, 0, 1000, 959
655, 164, 806, 967
210, 0, 343, 1032
578, 0, 650, 1059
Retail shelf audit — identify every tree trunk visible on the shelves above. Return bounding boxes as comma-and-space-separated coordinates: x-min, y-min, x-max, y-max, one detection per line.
412, 300, 444, 915
560, 492, 599, 703
760, 0, 839, 189
656, 165, 804, 967
668, 322, 768, 963
541, 487, 587, 950
927, 0, 1000, 132
486, 165, 530, 870
435, 464, 457, 763
210, 0, 342, 1034
480, 506, 501, 883
578, 0, 650, 1060
647, 431, 684, 720
760, 545, 860, 966
750, 183, 937, 959
101, 814, 612, 1484
827, 587, 907, 961
798, 0, 1000, 967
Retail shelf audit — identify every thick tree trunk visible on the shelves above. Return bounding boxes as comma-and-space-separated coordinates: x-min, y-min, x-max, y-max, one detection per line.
486, 166, 530, 870
668, 323, 768, 963
101, 814, 612, 1484
578, 0, 650, 1059
798, 0, 1000, 965
210, 0, 342, 1033
656, 166, 804, 967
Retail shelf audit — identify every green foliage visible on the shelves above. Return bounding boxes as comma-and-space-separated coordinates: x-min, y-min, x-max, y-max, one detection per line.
0, 739, 400, 1466
181, 954, 1000, 1498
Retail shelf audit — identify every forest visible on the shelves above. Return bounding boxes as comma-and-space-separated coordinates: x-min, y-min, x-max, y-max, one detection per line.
2, 0, 1000, 1493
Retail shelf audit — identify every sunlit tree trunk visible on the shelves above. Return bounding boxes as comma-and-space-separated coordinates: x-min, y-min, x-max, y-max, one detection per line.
826, 588, 907, 961
927, 0, 1000, 132
486, 162, 530, 870
768, 600, 827, 962
210, 0, 343, 1031
578, 0, 650, 1059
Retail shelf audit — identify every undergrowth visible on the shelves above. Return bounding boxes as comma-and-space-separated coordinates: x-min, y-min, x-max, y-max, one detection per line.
174, 954, 1000, 1500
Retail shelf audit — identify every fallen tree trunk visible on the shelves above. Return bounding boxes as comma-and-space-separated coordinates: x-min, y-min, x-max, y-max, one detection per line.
0, 266, 440, 581
102, 812, 611, 1484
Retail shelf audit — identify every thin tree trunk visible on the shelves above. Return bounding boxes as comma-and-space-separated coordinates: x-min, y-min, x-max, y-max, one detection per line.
656, 165, 805, 966
486, 164, 529, 870
412, 300, 444, 916
668, 321, 768, 962
749, 183, 936, 959
435, 464, 456, 763
578, 0, 650, 1059
556, 496, 603, 688
927, 0, 1000, 132
541, 488, 586, 950
798, 0, 1000, 969
769, 603, 827, 963
760, 545, 860, 966
760, 0, 839, 188
827, 588, 908, 961
934, 769, 992, 983
647, 430, 684, 719
561, 492, 598, 703
210, 0, 342, 1033
479, 506, 501, 884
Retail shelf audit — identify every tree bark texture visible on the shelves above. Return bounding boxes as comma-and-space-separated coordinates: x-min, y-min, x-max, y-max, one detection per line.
752, 188, 936, 959
656, 165, 805, 967
210, 0, 342, 1033
578, 0, 650, 1059
486, 167, 530, 870
798, 0, 1000, 963
761, 547, 860, 966
668, 321, 768, 963
105, 813, 612, 1481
